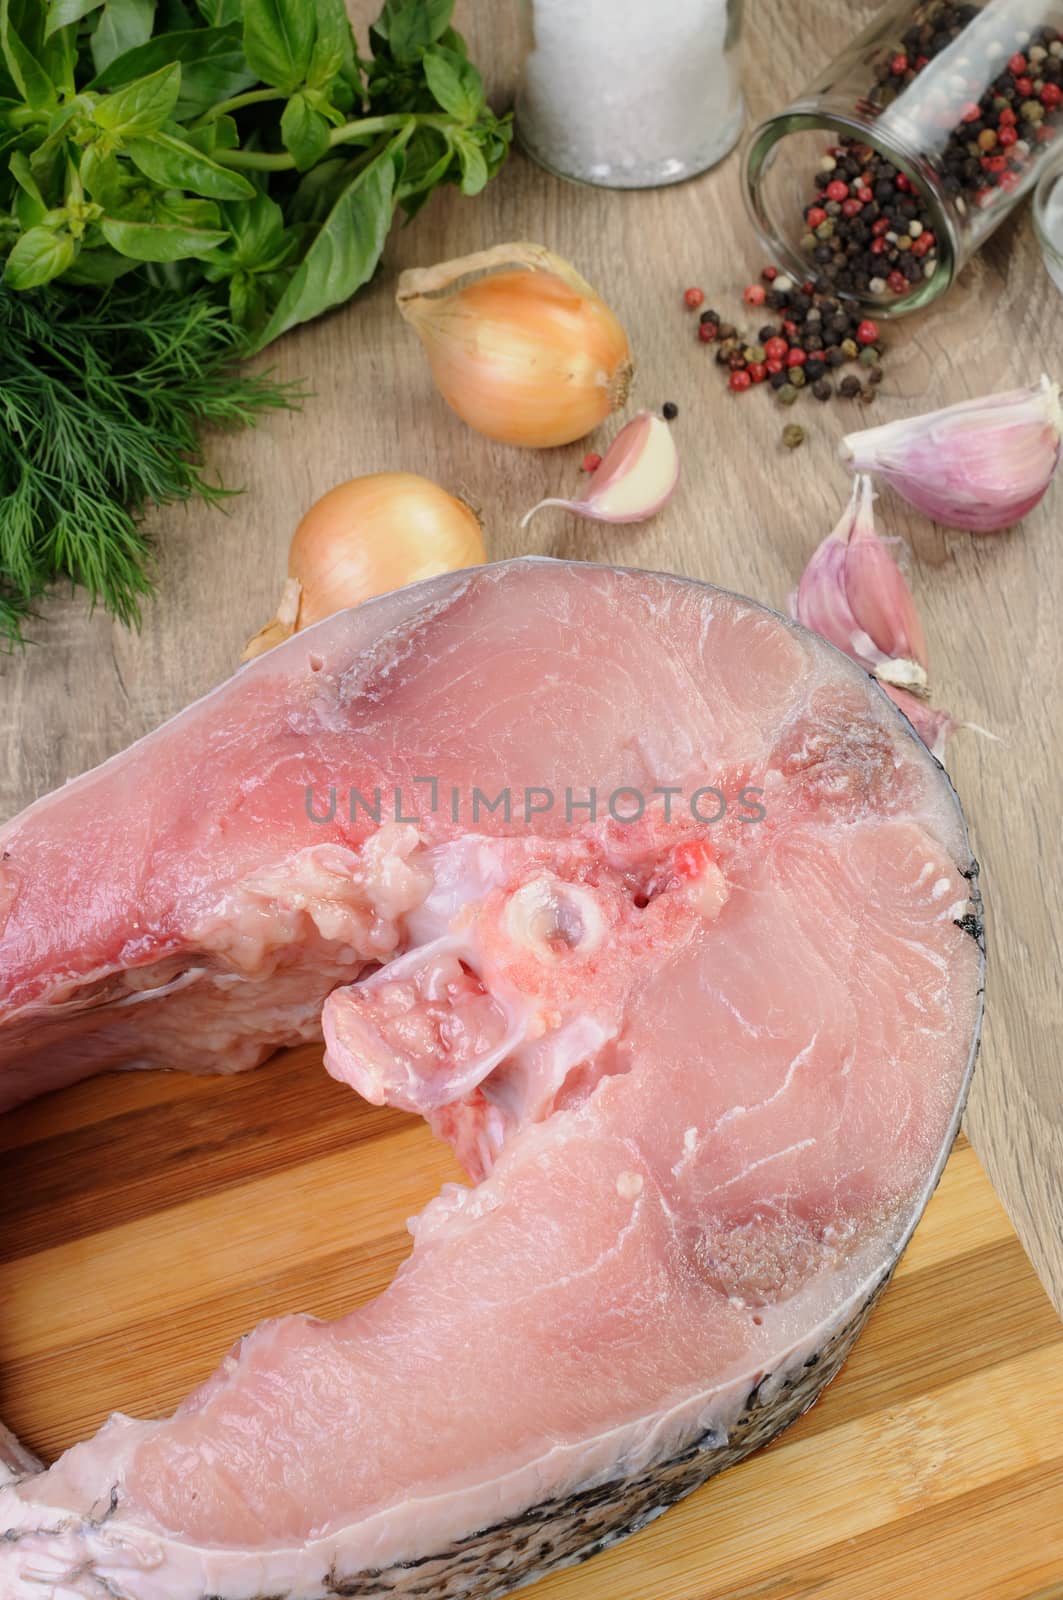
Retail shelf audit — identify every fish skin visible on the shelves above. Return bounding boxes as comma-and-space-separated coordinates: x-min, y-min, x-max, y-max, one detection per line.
0, 560, 984, 1600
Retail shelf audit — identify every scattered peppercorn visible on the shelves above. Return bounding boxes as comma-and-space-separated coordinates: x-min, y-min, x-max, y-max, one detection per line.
782, 423, 806, 449
743, 283, 767, 305
839, 375, 862, 399
684, 287, 704, 309
777, 384, 800, 406
581, 452, 602, 472
662, 401, 679, 420
698, 321, 717, 342
729, 369, 753, 392
812, 378, 833, 400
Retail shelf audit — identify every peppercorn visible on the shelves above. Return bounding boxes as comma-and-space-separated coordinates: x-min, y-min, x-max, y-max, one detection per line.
718, 323, 737, 341
786, 347, 807, 367
856, 319, 880, 344
698, 322, 717, 343
745, 344, 767, 364
782, 424, 806, 449
581, 452, 602, 473
805, 358, 826, 381
769, 368, 790, 390
868, 365, 884, 384
743, 283, 767, 306
812, 378, 833, 400
683, 287, 704, 309
758, 324, 777, 343
777, 383, 800, 406
839, 375, 862, 398
826, 346, 846, 367
859, 345, 881, 365
662, 401, 679, 420
748, 362, 768, 383
729, 369, 753, 392
841, 338, 859, 359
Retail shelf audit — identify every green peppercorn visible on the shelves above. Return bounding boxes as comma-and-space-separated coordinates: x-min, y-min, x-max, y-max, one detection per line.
782, 424, 806, 449
859, 345, 881, 366
841, 338, 860, 360
777, 383, 800, 406
789, 366, 807, 388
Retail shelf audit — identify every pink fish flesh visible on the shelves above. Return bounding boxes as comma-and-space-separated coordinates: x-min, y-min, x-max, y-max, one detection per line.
0, 559, 983, 1599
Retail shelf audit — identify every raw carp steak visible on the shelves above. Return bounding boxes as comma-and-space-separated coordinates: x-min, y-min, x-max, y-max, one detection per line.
0, 559, 983, 1600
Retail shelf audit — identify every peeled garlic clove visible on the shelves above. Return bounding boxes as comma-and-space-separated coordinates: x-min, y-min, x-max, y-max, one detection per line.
789, 475, 928, 694
841, 375, 1062, 533
520, 411, 680, 527
396, 242, 633, 449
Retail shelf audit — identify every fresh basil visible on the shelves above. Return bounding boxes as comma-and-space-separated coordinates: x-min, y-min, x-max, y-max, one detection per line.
101, 209, 226, 259
125, 128, 255, 197
91, 0, 156, 76
422, 44, 483, 124
1, 0, 57, 110
241, 0, 314, 93
280, 91, 330, 172
93, 60, 181, 133
4, 222, 76, 286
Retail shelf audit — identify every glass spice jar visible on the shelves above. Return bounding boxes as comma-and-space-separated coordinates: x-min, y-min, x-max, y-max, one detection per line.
744, 0, 1063, 314
515, 0, 745, 189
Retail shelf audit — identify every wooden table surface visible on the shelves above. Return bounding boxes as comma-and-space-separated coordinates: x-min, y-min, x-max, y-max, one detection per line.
1, 0, 1061, 1328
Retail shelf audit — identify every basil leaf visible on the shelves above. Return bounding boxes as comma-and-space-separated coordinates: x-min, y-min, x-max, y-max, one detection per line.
154, 193, 220, 229
100, 210, 227, 259
308, 0, 352, 87
4, 223, 76, 287
280, 90, 330, 172
45, 0, 103, 35
252, 144, 396, 351
1, 0, 57, 109
79, 142, 124, 204
64, 244, 140, 283
225, 186, 287, 267
422, 44, 483, 123
228, 268, 263, 329
196, 0, 240, 21
94, 61, 179, 134
242, 0, 313, 92
92, 25, 255, 118
453, 131, 487, 196
9, 147, 45, 205
372, 0, 452, 63
125, 130, 255, 198
91, 0, 155, 76
181, 111, 237, 153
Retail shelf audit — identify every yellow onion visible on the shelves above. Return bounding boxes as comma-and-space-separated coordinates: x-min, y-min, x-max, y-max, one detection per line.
242, 472, 485, 660
396, 242, 633, 448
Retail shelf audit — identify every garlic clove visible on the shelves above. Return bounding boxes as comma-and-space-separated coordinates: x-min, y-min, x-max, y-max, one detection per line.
520, 411, 680, 527
790, 475, 928, 694
396, 242, 633, 449
882, 685, 957, 763
841, 375, 1063, 533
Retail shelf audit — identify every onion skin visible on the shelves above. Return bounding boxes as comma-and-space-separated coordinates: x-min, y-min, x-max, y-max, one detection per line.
242, 473, 485, 660
397, 243, 633, 449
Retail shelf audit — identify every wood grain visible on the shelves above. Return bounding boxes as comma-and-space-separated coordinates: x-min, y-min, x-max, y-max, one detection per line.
1, 1049, 1061, 1600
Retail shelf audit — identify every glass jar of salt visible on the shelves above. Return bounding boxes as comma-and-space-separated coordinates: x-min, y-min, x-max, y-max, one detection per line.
515, 0, 744, 188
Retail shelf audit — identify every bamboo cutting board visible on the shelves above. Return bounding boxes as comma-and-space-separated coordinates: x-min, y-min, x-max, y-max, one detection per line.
2, 1047, 1061, 1600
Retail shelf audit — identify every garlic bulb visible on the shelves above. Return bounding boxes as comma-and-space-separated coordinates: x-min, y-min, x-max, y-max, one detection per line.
789, 475, 928, 694
841, 376, 1062, 533
521, 411, 680, 527
396, 242, 633, 448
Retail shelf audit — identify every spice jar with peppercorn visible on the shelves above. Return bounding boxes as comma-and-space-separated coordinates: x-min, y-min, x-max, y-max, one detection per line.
744, 0, 1063, 314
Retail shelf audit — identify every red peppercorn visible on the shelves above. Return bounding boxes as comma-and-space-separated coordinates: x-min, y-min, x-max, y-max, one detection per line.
872, 216, 891, 235
697, 321, 717, 342
743, 283, 767, 306
1008, 52, 1027, 74
761, 265, 778, 282
857, 186, 875, 205
826, 179, 849, 201
981, 153, 1008, 172
748, 362, 768, 384
997, 125, 1018, 146
891, 53, 908, 74
802, 280, 816, 296
581, 452, 602, 473
683, 286, 704, 309
961, 101, 982, 122
999, 106, 1017, 125
871, 237, 889, 255
895, 173, 912, 191
856, 319, 879, 345
765, 357, 785, 375
806, 205, 828, 227
764, 335, 789, 360
915, 54, 929, 68
1000, 169, 1022, 191
786, 347, 807, 367
729, 369, 752, 392
841, 197, 863, 218
782, 319, 799, 338
1042, 83, 1063, 106
910, 232, 933, 257
887, 269, 907, 293
1015, 76, 1033, 96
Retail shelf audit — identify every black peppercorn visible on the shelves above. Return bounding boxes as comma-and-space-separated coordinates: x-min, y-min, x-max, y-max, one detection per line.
662, 401, 679, 420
